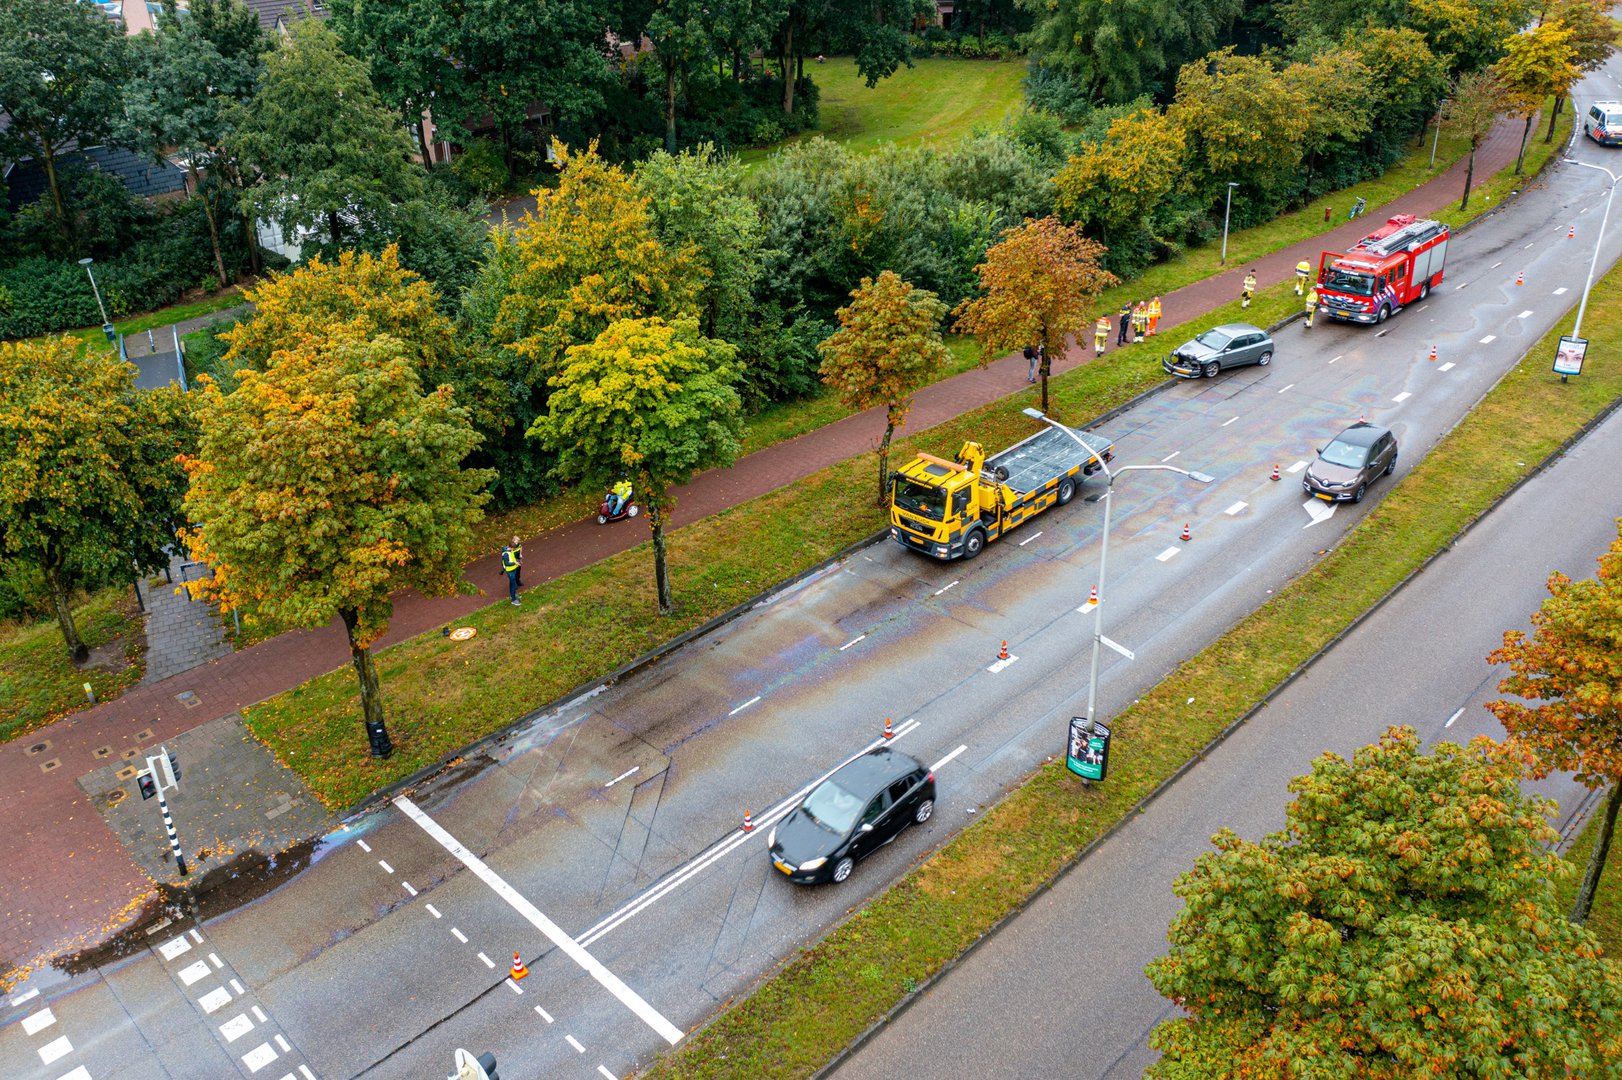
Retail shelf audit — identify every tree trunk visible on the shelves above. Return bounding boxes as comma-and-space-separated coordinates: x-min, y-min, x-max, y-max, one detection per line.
649, 500, 673, 616
243, 204, 262, 275
1546, 94, 1564, 142
41, 148, 76, 253
339, 607, 392, 757
1515, 114, 1533, 175
1460, 147, 1476, 212
196, 167, 230, 289
1570, 782, 1622, 924
664, 59, 679, 153
877, 412, 896, 505
43, 563, 88, 663
781, 25, 796, 115
1039, 348, 1053, 414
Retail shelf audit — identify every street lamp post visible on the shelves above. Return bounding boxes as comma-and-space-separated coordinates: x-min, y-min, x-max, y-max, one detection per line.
1430, 98, 1449, 167
78, 257, 115, 343
1220, 183, 1239, 266
1023, 408, 1214, 728
1562, 158, 1619, 341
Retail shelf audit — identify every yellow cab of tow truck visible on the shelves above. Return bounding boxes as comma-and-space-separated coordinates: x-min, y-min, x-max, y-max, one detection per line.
889, 425, 1114, 561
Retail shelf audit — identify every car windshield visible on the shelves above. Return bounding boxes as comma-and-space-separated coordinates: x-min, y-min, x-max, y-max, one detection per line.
800, 778, 865, 835
893, 477, 945, 520
1320, 438, 1371, 469
1325, 268, 1374, 296
1193, 330, 1234, 350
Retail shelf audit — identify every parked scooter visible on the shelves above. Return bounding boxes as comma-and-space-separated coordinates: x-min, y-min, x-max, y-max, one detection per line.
598, 482, 638, 524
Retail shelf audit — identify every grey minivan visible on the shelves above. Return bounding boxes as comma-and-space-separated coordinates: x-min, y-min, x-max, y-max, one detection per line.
1164, 322, 1275, 379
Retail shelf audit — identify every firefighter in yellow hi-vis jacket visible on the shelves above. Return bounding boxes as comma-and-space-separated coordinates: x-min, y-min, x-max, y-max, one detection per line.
1094, 315, 1110, 355
1295, 260, 1311, 295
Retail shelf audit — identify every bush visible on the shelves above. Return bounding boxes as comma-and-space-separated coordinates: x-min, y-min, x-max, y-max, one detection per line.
451, 138, 512, 199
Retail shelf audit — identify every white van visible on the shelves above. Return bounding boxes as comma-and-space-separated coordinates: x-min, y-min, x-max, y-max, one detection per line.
1586, 102, 1622, 146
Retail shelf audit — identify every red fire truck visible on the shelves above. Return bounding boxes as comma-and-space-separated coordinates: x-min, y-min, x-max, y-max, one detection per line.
1316, 214, 1450, 325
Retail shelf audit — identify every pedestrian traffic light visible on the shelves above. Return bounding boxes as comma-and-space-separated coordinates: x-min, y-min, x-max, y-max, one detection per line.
138, 772, 156, 800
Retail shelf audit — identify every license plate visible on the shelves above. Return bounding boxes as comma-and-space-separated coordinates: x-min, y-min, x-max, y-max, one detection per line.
1315, 493, 1334, 502
774, 860, 794, 875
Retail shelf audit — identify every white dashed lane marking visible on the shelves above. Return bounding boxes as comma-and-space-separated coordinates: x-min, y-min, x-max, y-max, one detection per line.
1276, 383, 1295, 393
1480, 335, 1496, 344
242, 1042, 279, 1072
199, 987, 233, 1014
599, 1067, 619, 1080
1440, 362, 1455, 371
378, 859, 393, 874
1224, 501, 1247, 516
1018, 532, 1042, 546
1393, 392, 1411, 403
178, 960, 211, 986
838, 635, 866, 650
479, 952, 496, 969
38, 1035, 73, 1064
403, 882, 417, 896
1286, 461, 1308, 475
1517, 310, 1533, 319
158, 935, 192, 960
426, 903, 442, 918
21, 1008, 55, 1035
1555, 287, 1569, 295
1221, 415, 1238, 426
535, 1006, 555, 1023
10, 988, 39, 1006
275, 1034, 292, 1052
357, 839, 371, 853
451, 927, 468, 943
1156, 547, 1180, 562
57, 1068, 91, 1080
566, 1035, 586, 1053
727, 696, 760, 716
1491, 261, 1503, 269
220, 1013, 255, 1042
932, 580, 958, 596
1160, 451, 1179, 462
251, 1005, 268, 1023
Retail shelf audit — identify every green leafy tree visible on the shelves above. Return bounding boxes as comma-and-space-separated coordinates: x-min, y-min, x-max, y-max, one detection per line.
226, 18, 424, 251
1494, 20, 1578, 173
748, 137, 859, 313
1442, 69, 1507, 211
124, 0, 269, 287
1146, 727, 1622, 1079
818, 271, 950, 502
634, 144, 761, 342
1171, 49, 1310, 214
1020, 0, 1242, 104
1053, 108, 1187, 271
221, 246, 511, 435
528, 316, 742, 616
1487, 520, 1622, 925
952, 216, 1117, 414
940, 130, 1054, 226
1345, 27, 1447, 139
1409, 0, 1536, 73
181, 333, 492, 754
1281, 49, 1374, 188
0, 338, 195, 661
0, 0, 129, 252
1542, 0, 1617, 140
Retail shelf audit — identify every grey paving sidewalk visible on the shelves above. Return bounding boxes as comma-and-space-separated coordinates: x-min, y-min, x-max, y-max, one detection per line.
119, 304, 250, 360
141, 553, 233, 685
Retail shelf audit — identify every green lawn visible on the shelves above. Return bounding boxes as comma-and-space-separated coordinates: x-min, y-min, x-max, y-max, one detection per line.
16, 287, 246, 350
740, 57, 1027, 164
0, 588, 146, 744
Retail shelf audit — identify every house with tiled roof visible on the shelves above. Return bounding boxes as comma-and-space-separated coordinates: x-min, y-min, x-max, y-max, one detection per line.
3, 144, 188, 214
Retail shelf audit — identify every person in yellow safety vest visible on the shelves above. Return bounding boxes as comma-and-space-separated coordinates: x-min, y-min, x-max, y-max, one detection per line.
500, 542, 521, 605
1241, 270, 1257, 309
1305, 285, 1318, 328
509, 535, 523, 586
1294, 260, 1311, 296
1132, 301, 1147, 342
1094, 315, 1110, 355
1147, 296, 1161, 335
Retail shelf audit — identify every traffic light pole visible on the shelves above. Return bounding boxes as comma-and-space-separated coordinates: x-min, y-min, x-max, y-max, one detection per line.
141, 747, 188, 877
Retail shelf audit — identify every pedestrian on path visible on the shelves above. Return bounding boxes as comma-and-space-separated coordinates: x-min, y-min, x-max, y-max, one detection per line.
1241, 271, 1257, 309
1295, 260, 1311, 296
1304, 285, 1318, 328
1132, 301, 1147, 343
1024, 344, 1038, 383
1094, 315, 1110, 355
1118, 302, 1132, 346
1147, 296, 1161, 336
500, 543, 521, 605
510, 535, 524, 587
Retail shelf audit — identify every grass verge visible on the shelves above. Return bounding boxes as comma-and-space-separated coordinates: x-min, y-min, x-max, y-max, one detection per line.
639, 197, 1620, 1078
0, 588, 146, 743
1559, 808, 1622, 958
17, 287, 246, 351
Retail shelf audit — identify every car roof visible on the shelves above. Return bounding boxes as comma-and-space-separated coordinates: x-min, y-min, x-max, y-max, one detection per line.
828, 746, 924, 794
1330, 421, 1390, 446
1208, 322, 1265, 336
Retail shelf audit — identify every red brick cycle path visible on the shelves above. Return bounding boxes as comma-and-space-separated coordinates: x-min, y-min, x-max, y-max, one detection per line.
0, 117, 1527, 984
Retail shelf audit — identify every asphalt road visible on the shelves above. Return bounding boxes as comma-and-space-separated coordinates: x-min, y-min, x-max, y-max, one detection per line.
6, 85, 1622, 1080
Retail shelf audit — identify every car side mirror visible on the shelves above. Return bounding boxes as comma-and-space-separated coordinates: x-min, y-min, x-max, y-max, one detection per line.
860, 823, 874, 833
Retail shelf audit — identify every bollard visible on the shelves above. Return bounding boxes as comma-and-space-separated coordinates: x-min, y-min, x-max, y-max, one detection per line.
1324, 206, 1331, 222
84, 682, 97, 704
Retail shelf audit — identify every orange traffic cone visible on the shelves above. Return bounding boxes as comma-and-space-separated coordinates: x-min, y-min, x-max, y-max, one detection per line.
1180, 522, 1192, 542
1088, 585, 1099, 606
1515, 269, 1524, 286
742, 809, 754, 832
882, 717, 895, 740
511, 953, 529, 981
1270, 464, 1280, 481
1429, 345, 1437, 362
998, 640, 1010, 660
1568, 224, 1576, 239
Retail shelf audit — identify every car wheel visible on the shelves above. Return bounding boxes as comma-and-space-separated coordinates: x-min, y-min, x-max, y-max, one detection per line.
1056, 478, 1076, 506
1256, 350, 1272, 367
1376, 305, 1390, 324
831, 857, 854, 883
1385, 453, 1397, 476
963, 528, 986, 560
914, 798, 934, 824
1202, 360, 1220, 378
1352, 484, 1367, 504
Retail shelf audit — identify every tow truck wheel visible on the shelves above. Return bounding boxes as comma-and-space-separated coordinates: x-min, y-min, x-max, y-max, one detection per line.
963, 527, 986, 560
1376, 305, 1390, 323
1056, 478, 1076, 506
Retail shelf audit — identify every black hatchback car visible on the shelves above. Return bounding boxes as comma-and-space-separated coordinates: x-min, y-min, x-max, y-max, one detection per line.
768, 746, 935, 885
1304, 421, 1398, 503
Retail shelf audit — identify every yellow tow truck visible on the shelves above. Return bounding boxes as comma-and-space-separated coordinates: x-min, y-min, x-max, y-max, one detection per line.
889, 425, 1115, 560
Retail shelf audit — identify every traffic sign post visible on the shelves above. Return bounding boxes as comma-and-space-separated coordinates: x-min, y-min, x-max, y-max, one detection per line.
139, 745, 188, 877
1066, 717, 1112, 782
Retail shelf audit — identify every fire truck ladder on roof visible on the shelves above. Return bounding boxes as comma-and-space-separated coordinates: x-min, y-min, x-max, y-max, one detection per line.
1358, 219, 1445, 257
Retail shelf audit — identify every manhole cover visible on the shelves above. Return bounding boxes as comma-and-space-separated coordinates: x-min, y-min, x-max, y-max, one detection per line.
26, 740, 50, 756
176, 691, 200, 709
450, 627, 477, 641
107, 788, 128, 806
